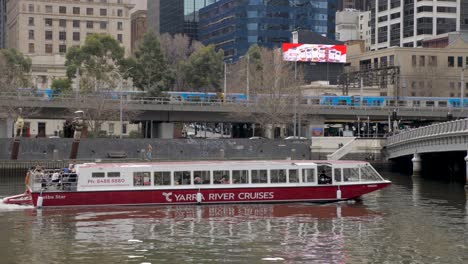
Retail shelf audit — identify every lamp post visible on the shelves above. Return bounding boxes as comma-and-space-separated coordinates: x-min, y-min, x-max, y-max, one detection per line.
112, 67, 133, 139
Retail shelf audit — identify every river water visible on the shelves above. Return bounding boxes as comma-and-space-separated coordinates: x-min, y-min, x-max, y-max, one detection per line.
0, 171, 467, 264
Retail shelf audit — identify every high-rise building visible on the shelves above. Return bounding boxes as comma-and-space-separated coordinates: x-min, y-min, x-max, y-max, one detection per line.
5, 0, 134, 88
338, 0, 368, 11
147, 0, 216, 40
0, 0, 5, 48
199, 0, 333, 60
370, 0, 461, 50
336, 9, 371, 50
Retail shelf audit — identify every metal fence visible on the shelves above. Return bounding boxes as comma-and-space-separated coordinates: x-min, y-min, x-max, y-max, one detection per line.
386, 118, 468, 145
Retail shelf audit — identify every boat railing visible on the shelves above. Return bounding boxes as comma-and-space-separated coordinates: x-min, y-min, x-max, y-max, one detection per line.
29, 169, 78, 192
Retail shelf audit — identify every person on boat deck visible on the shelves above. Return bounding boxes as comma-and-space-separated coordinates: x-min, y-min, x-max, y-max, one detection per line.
319, 170, 332, 184
51, 170, 61, 184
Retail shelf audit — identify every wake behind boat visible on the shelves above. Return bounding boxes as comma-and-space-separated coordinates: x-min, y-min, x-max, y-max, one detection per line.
3, 160, 391, 208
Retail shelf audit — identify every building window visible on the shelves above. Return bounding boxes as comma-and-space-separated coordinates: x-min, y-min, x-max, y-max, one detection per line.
429, 56, 437, 67
45, 5, 53, 13
59, 45, 67, 53
28, 17, 34, 26
117, 34, 123, 43
28, 43, 35, 53
28, 30, 34, 40
412, 55, 417, 67
108, 123, 114, 135
448, 56, 454, 67
45, 18, 52, 27
419, 56, 425, 67
117, 9, 123, 17
73, 20, 80, 28
73, 32, 80, 41
100, 21, 107, 29
122, 124, 127, 134
100, 9, 107, 16
117, 22, 123, 30
450, 82, 455, 89
458, 56, 463, 67
87, 21, 94, 29
59, 6, 66, 14
45, 44, 53, 54
45, 31, 53, 40
28, 4, 34, 12
87, 8, 94, 15
59, 19, 66, 27
73, 7, 80, 15
59, 31, 66, 40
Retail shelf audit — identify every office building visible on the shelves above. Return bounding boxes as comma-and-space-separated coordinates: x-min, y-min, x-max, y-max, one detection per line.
147, 0, 216, 40
5, 0, 134, 88
336, 9, 371, 51
369, 0, 460, 50
348, 34, 468, 97
338, 0, 369, 11
199, 0, 334, 60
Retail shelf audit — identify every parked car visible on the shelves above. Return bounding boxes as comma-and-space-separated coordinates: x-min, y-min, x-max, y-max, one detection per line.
284, 136, 308, 140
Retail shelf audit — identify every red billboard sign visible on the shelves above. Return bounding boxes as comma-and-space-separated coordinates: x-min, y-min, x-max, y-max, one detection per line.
282, 43, 347, 63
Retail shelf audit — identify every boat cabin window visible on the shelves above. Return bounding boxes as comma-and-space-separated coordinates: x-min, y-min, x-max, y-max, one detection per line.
232, 170, 248, 184
174, 171, 191, 185
302, 169, 315, 183
343, 168, 359, 182
154, 171, 171, 185
251, 170, 267, 183
213, 170, 229, 184
92, 172, 105, 178
194, 171, 210, 184
134, 172, 151, 186
360, 166, 382, 181
108, 172, 120, 177
270, 169, 286, 183
289, 169, 299, 183
334, 168, 342, 182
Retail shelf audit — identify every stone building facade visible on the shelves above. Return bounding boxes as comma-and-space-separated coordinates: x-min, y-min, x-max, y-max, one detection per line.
5, 0, 134, 88
347, 35, 468, 97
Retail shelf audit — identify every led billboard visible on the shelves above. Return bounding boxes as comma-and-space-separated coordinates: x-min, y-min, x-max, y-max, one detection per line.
282, 43, 347, 63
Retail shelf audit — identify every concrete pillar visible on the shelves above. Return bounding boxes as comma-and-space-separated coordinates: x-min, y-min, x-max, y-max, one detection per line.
307, 116, 325, 138
157, 122, 174, 139
265, 124, 274, 139
412, 153, 422, 176
464, 152, 468, 187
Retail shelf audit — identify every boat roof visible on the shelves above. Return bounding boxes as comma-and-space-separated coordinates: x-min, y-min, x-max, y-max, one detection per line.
76, 160, 368, 169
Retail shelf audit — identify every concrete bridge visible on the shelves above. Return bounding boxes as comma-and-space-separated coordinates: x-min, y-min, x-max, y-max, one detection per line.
386, 118, 468, 184
0, 93, 464, 123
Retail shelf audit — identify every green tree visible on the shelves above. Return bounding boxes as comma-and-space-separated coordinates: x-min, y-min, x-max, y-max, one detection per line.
183, 45, 224, 92
0, 48, 32, 91
65, 33, 125, 93
51, 78, 72, 96
126, 32, 169, 96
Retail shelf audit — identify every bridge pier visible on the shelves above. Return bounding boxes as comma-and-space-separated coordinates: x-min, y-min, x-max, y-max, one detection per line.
412, 153, 422, 176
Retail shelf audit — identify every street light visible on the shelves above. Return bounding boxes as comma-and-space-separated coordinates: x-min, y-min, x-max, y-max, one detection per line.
112, 67, 133, 139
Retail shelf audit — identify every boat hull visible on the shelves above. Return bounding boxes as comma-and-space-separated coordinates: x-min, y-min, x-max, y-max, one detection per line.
30, 183, 390, 207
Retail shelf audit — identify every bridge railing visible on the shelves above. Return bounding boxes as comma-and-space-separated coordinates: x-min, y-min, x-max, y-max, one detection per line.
1, 92, 466, 113
387, 118, 468, 145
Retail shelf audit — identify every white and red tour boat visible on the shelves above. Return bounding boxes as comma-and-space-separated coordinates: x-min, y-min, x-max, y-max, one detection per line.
3, 160, 391, 207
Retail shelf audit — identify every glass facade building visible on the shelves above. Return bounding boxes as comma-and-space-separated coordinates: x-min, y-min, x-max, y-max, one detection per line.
155, 0, 216, 40
198, 0, 334, 60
